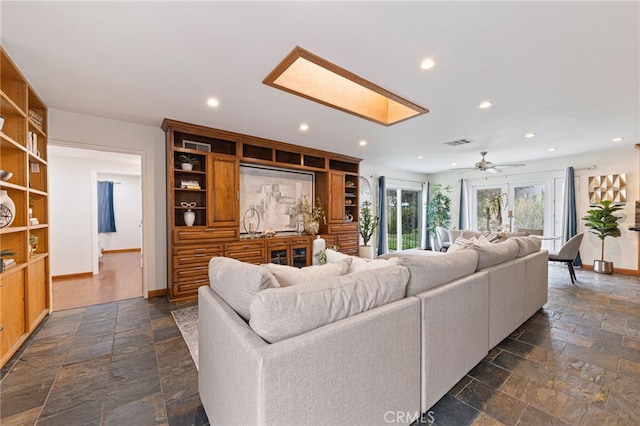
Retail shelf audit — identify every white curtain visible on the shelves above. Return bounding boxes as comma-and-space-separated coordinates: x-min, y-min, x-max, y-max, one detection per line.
421, 182, 429, 249
459, 179, 471, 230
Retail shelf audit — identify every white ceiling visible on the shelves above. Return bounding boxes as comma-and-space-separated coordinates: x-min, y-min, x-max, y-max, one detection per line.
2, 1, 638, 173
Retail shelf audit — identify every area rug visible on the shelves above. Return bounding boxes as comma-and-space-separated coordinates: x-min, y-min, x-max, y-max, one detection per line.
171, 305, 199, 370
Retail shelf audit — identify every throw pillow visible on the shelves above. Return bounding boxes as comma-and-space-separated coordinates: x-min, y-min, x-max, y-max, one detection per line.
512, 236, 542, 257
323, 249, 401, 273
263, 258, 352, 287
249, 265, 410, 343
447, 236, 476, 253
208, 257, 280, 321
471, 238, 519, 270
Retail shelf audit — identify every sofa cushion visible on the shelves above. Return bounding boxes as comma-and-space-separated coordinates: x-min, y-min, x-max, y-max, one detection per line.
471, 238, 519, 271
448, 230, 483, 242
208, 257, 280, 321
325, 249, 402, 273
400, 250, 479, 296
249, 265, 410, 343
262, 258, 352, 287
512, 236, 542, 257
447, 236, 477, 253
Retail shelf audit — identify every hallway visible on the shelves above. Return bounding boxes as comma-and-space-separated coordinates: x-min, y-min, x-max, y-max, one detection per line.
52, 251, 142, 311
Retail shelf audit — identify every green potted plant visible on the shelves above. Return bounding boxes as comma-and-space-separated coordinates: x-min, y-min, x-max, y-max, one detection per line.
29, 233, 39, 256
178, 154, 199, 171
582, 200, 622, 274
426, 184, 452, 249
359, 201, 379, 259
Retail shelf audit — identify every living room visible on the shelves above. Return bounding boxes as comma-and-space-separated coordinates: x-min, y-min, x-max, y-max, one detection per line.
1, 1, 639, 425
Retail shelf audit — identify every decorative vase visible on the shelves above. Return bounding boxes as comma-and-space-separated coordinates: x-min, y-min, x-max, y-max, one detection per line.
0, 115, 5, 132
181, 163, 193, 171
593, 260, 613, 274
304, 220, 319, 236
184, 209, 195, 226
359, 245, 375, 259
0, 190, 16, 228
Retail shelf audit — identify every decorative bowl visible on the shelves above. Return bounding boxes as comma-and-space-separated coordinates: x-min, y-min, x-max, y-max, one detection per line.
0, 170, 13, 181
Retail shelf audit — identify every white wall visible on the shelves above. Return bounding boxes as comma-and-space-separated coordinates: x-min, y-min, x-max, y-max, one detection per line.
49, 109, 165, 294
428, 146, 639, 271
49, 156, 141, 275
97, 173, 142, 251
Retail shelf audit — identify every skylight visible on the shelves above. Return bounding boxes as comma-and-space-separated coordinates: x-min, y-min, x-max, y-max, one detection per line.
263, 46, 429, 126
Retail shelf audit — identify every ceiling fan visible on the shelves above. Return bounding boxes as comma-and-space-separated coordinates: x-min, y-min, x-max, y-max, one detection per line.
451, 151, 525, 174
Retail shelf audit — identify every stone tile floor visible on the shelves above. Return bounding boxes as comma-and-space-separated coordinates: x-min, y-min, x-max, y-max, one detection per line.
0, 265, 638, 425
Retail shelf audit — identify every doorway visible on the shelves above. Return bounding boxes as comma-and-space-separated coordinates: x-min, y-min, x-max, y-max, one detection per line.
48, 145, 144, 311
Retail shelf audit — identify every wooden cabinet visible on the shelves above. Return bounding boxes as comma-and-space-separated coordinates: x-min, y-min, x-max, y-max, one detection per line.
163, 119, 360, 301
267, 236, 311, 267
0, 47, 50, 367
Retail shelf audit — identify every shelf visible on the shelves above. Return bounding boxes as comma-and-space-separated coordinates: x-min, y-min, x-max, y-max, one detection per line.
1, 132, 26, 151
0, 262, 27, 276
28, 120, 46, 138
0, 225, 28, 235
27, 224, 48, 230
0, 181, 27, 192
0, 91, 27, 117
27, 188, 47, 196
28, 152, 47, 165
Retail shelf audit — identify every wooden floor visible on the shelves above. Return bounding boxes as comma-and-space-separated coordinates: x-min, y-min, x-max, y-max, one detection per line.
52, 252, 143, 311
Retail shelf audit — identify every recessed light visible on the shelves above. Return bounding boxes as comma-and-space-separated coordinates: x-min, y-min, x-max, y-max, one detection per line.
206, 97, 219, 107
451, 163, 457, 166
525, 132, 536, 138
420, 58, 435, 70
548, 147, 557, 152
417, 155, 423, 159
299, 123, 309, 131
359, 140, 367, 146
478, 100, 493, 109
612, 137, 624, 142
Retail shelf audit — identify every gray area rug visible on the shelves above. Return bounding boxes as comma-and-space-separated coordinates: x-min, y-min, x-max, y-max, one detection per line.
171, 305, 199, 370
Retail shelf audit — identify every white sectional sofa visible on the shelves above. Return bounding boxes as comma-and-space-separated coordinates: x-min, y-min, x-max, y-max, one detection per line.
198, 236, 548, 425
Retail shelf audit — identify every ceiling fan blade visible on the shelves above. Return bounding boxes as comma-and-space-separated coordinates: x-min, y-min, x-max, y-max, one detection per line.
493, 163, 525, 168
449, 167, 478, 171
487, 167, 501, 173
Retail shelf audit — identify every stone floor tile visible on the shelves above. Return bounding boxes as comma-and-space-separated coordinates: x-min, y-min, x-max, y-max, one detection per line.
447, 375, 473, 397
37, 399, 103, 426
500, 374, 569, 418
428, 393, 480, 426
103, 392, 168, 426
497, 337, 536, 358
165, 392, 208, 426
468, 361, 511, 389
517, 405, 571, 426
0, 406, 42, 426
457, 379, 526, 426
491, 351, 547, 383
63, 339, 114, 365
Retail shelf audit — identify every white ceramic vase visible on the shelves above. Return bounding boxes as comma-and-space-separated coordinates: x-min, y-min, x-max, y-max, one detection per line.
0, 190, 16, 228
0, 115, 5, 132
181, 163, 193, 171
184, 209, 195, 226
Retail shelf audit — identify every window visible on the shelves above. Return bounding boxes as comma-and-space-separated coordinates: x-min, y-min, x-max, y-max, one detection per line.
387, 187, 421, 251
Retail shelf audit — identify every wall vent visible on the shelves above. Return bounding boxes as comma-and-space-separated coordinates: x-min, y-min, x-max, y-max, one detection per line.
443, 138, 473, 147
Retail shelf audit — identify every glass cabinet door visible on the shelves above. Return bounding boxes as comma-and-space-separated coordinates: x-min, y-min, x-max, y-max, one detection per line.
270, 249, 288, 265
291, 247, 308, 268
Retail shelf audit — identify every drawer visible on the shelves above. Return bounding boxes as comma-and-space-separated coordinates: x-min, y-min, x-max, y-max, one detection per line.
174, 227, 238, 243
173, 251, 221, 268
289, 236, 311, 246
338, 234, 359, 245
266, 239, 289, 249
341, 247, 359, 256
319, 234, 338, 247
173, 244, 224, 256
327, 223, 358, 234
176, 280, 209, 295
173, 267, 209, 283
225, 240, 265, 261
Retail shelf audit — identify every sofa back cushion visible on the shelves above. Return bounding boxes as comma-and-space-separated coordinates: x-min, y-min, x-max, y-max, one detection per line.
263, 258, 352, 287
512, 236, 542, 257
208, 257, 280, 321
401, 250, 479, 296
249, 265, 410, 343
448, 230, 483, 242
325, 249, 402, 272
472, 238, 519, 271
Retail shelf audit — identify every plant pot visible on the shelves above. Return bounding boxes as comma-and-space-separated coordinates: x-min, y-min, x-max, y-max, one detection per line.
359, 245, 375, 259
593, 260, 613, 274
181, 163, 193, 171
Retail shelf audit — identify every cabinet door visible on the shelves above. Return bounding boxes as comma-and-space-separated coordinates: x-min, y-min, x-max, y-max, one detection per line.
328, 171, 345, 223
27, 258, 48, 331
1, 269, 26, 362
207, 155, 239, 227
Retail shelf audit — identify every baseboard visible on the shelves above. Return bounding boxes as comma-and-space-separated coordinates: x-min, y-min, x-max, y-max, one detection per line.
102, 248, 142, 254
580, 264, 640, 276
52, 272, 93, 281
148, 289, 167, 298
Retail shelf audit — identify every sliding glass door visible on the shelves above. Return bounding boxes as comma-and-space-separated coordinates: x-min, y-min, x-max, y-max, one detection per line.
387, 188, 421, 251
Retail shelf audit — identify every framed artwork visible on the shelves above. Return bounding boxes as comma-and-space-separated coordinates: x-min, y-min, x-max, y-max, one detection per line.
239, 165, 314, 234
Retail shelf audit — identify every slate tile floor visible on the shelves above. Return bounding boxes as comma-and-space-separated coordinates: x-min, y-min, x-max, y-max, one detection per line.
1, 265, 639, 425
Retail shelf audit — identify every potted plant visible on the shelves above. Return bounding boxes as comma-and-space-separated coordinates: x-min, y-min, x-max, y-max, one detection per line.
426, 184, 452, 249
582, 200, 622, 274
178, 154, 199, 171
359, 201, 379, 259
300, 196, 326, 236
29, 233, 39, 256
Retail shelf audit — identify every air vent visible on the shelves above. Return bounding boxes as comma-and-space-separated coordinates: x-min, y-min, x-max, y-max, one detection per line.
443, 138, 473, 147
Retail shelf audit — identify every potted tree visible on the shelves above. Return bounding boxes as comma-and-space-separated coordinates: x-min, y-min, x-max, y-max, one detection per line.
359, 201, 379, 259
178, 154, 199, 171
582, 200, 622, 274
426, 184, 452, 249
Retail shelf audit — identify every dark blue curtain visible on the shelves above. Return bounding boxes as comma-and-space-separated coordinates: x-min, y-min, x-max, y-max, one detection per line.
425, 182, 432, 250
562, 167, 581, 266
377, 176, 387, 255
459, 178, 465, 229
98, 181, 116, 233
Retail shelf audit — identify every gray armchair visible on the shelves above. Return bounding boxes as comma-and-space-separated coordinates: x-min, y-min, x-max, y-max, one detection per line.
548, 233, 584, 285
435, 226, 451, 252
